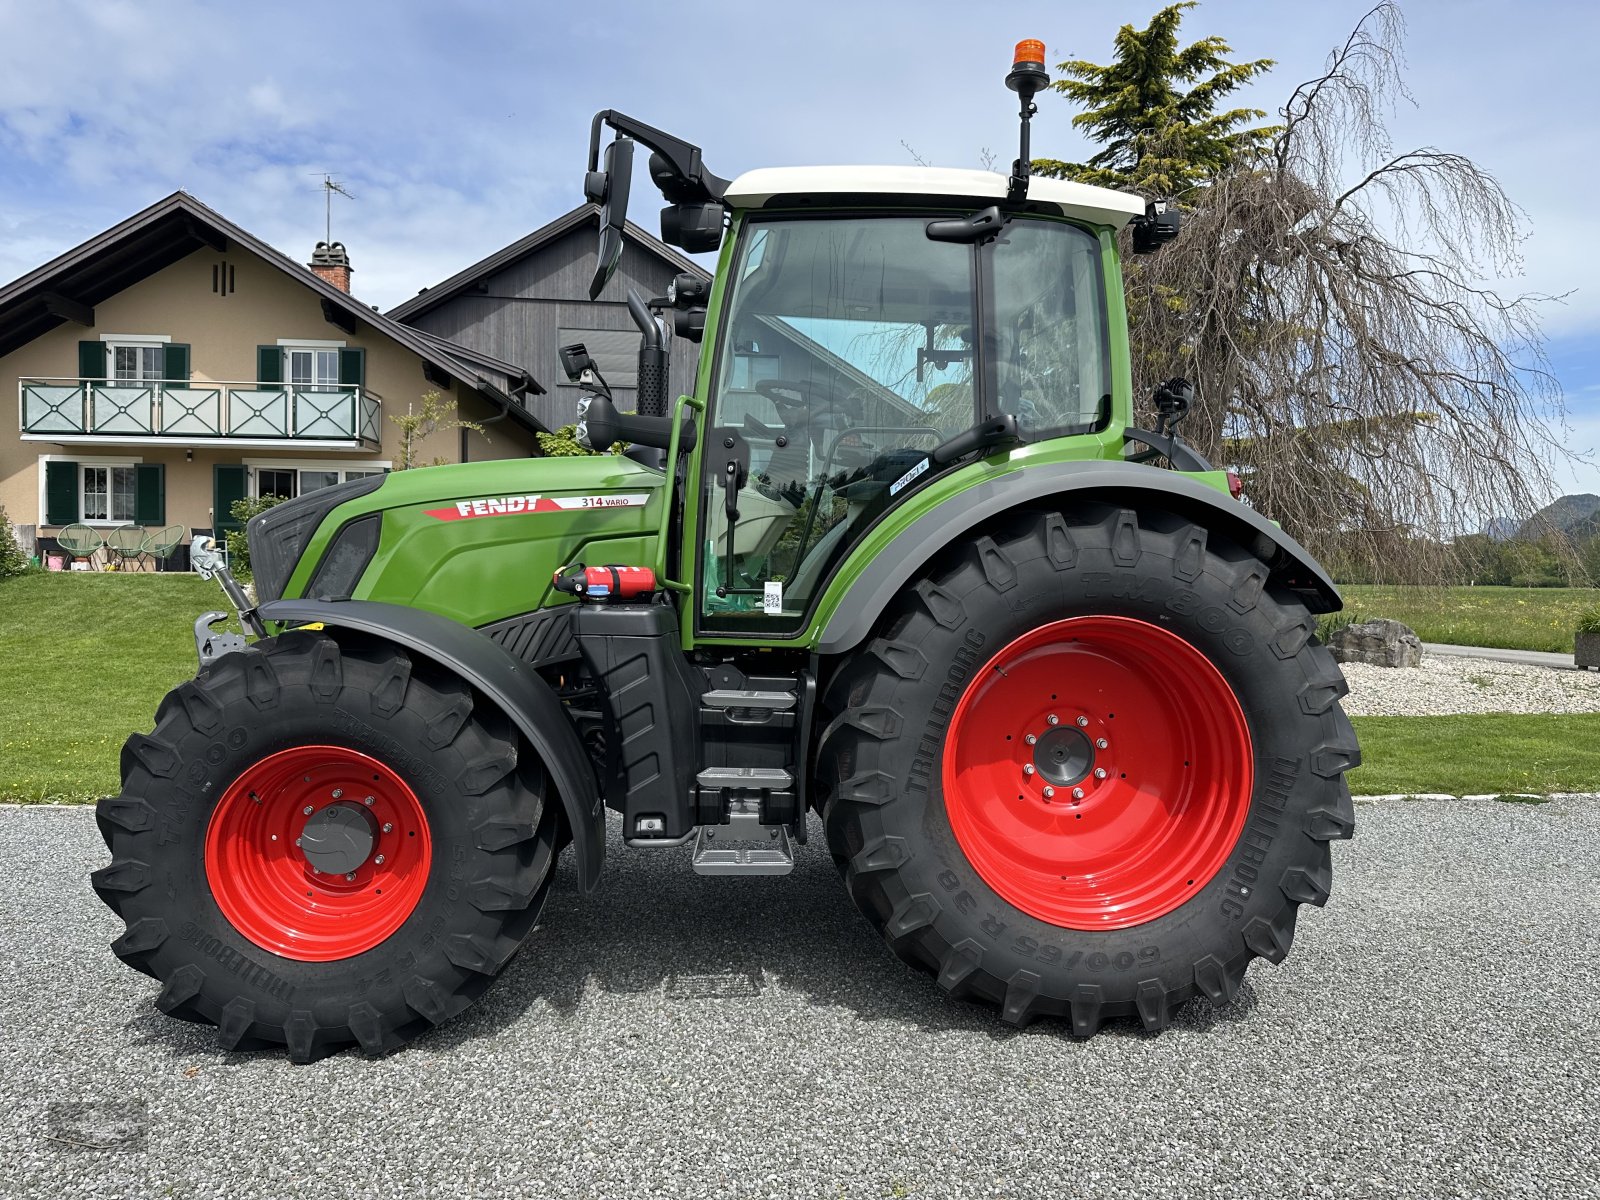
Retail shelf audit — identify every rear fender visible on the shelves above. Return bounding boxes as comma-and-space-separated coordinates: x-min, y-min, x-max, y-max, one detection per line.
256, 598, 604, 894
815, 460, 1342, 654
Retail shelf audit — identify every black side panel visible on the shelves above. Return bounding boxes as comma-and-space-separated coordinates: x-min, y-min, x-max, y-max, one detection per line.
256, 598, 604, 894
248, 473, 386, 603
479, 607, 581, 669
816, 460, 1343, 654
573, 602, 703, 838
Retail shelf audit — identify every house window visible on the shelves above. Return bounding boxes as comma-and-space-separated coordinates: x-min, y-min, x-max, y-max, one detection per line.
83, 464, 137, 522
258, 468, 298, 500
287, 347, 341, 391
111, 344, 164, 383
254, 464, 388, 501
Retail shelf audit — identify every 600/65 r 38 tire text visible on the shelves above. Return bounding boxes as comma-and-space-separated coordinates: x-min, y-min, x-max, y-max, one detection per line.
817, 504, 1358, 1033
92, 631, 561, 1062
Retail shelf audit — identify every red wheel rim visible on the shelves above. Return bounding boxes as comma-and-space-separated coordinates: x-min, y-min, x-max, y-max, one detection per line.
943, 616, 1253, 930
204, 746, 432, 961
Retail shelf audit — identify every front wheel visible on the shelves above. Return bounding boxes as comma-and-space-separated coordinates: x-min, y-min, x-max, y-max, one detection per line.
817, 505, 1357, 1033
93, 632, 561, 1061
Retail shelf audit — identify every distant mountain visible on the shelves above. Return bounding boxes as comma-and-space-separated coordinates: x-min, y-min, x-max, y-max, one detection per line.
1480, 516, 1521, 541
1518, 494, 1600, 539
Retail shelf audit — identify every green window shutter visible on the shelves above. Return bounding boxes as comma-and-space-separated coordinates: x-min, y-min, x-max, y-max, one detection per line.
45, 460, 79, 525
163, 343, 190, 382
134, 463, 165, 524
256, 345, 282, 385
213, 464, 248, 533
78, 340, 106, 381
338, 347, 365, 388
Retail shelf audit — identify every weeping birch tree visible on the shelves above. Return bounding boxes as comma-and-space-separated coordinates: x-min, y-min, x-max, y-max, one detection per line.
1039, 2, 1569, 580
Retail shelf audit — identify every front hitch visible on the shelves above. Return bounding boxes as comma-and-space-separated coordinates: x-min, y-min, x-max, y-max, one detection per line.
190, 535, 266, 667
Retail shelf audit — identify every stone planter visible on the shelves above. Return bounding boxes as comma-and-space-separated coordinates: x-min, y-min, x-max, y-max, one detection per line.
1577, 631, 1600, 670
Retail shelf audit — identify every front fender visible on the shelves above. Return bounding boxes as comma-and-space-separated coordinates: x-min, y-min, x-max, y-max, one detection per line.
256, 598, 604, 894
814, 460, 1341, 654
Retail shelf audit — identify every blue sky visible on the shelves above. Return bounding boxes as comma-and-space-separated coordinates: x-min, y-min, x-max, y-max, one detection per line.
2, 0, 1595, 494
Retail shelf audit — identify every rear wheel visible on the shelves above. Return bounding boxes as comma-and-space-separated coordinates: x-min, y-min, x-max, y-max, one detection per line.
817, 505, 1358, 1033
93, 631, 561, 1062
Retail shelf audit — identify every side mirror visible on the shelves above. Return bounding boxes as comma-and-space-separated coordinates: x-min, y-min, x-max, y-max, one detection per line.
586, 136, 635, 299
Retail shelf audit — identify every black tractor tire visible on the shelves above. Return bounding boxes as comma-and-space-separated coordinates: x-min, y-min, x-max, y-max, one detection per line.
92, 630, 561, 1062
816, 503, 1357, 1034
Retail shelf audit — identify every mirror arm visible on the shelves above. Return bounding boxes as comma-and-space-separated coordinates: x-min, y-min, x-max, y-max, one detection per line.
590, 109, 729, 201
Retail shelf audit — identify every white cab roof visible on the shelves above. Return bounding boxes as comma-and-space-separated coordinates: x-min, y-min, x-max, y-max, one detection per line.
723, 166, 1147, 229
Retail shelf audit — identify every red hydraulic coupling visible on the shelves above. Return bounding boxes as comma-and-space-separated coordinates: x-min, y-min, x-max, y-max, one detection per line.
552, 563, 658, 601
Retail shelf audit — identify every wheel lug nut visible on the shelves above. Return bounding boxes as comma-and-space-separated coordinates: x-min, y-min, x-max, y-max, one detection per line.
1076, 716, 1089, 727
1096, 738, 1109, 750
310, 867, 320, 875
382, 822, 393, 834
1094, 767, 1108, 780
302, 805, 314, 815
295, 837, 303, 847
345, 872, 357, 882
1024, 733, 1037, 745
363, 796, 375, 806
331, 788, 343, 799
1022, 764, 1036, 777
1072, 787, 1085, 800
1042, 786, 1055, 799
1046, 714, 1059, 726
373, 855, 385, 866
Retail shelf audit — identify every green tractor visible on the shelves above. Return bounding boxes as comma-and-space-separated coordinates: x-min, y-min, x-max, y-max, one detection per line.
93, 44, 1356, 1060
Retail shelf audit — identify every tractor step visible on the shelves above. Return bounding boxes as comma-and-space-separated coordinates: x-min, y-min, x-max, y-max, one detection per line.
691, 807, 794, 876
696, 766, 793, 790
702, 689, 797, 711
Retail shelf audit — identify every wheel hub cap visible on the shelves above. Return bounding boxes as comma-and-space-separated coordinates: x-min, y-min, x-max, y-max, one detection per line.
943, 615, 1254, 930
1033, 725, 1094, 786
298, 802, 379, 876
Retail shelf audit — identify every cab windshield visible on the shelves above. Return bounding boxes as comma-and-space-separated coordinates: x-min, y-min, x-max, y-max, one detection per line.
701, 212, 1109, 631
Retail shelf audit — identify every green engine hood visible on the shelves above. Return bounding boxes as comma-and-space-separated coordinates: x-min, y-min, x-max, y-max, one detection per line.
280, 456, 667, 628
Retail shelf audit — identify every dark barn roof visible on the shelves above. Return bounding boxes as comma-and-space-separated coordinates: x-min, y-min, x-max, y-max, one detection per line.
385, 203, 709, 324
0, 191, 547, 431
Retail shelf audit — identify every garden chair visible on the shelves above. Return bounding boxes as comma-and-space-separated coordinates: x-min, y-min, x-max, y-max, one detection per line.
106, 525, 149, 572
57, 523, 103, 570
143, 525, 185, 572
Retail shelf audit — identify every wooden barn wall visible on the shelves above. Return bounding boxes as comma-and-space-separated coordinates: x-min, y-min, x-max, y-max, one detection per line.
408, 227, 705, 430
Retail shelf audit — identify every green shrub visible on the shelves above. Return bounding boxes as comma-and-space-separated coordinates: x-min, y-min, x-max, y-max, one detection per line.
224, 495, 284, 581
1577, 608, 1600, 637
537, 423, 624, 457
0, 506, 34, 579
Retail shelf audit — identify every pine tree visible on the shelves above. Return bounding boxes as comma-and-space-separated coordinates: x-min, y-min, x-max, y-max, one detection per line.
1033, 1, 1277, 196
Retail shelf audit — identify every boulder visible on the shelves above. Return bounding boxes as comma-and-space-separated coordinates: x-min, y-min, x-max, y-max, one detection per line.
1327, 618, 1423, 668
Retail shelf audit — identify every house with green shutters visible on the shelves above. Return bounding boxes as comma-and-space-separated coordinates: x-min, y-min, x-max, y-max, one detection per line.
0, 192, 547, 567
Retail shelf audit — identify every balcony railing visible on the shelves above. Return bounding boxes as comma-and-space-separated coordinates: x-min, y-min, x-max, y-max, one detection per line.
19, 379, 381, 444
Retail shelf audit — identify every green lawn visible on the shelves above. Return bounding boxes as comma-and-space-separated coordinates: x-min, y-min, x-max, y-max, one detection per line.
3, 573, 1597, 803
0, 573, 237, 803
1339, 584, 1598, 653
1348, 713, 1600, 795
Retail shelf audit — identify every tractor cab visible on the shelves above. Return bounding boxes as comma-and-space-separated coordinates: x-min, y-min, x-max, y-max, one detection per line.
575, 116, 1161, 636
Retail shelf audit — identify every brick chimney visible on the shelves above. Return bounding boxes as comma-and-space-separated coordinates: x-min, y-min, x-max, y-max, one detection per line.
309, 241, 352, 293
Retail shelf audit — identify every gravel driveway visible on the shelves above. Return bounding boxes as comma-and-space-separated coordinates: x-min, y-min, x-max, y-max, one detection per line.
2, 800, 1597, 1199
1342, 654, 1600, 716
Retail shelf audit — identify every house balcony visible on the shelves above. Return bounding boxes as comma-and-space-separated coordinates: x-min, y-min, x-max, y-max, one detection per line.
19, 379, 382, 449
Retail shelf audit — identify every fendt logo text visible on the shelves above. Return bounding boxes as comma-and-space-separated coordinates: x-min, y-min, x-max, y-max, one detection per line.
424, 493, 650, 521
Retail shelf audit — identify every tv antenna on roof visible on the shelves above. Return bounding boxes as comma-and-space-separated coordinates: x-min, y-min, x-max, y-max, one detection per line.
310, 173, 356, 245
